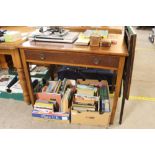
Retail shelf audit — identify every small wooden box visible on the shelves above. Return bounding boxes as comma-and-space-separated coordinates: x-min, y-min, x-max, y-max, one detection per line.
100, 39, 112, 47
90, 35, 101, 47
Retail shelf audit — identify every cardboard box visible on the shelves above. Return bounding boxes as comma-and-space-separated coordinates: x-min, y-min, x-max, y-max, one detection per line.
33, 117, 70, 124
36, 80, 76, 108
0, 91, 24, 101
32, 110, 70, 121
71, 110, 110, 127
71, 79, 111, 127
33, 79, 75, 122
36, 92, 62, 105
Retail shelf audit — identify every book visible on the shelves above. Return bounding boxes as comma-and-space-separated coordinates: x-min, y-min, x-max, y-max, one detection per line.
99, 86, 109, 100
60, 78, 68, 95
74, 94, 99, 104
32, 110, 70, 120
53, 80, 61, 93
34, 100, 54, 110
99, 86, 110, 113
30, 66, 48, 76
77, 88, 95, 96
45, 81, 58, 93
33, 107, 53, 114
76, 84, 97, 96
74, 33, 90, 46
83, 30, 109, 38
72, 106, 96, 112
72, 103, 96, 108
61, 88, 72, 113
72, 101, 97, 112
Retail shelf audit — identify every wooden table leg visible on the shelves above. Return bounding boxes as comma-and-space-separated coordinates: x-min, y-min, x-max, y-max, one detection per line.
110, 57, 125, 124
50, 64, 56, 80
20, 49, 35, 105
0, 55, 8, 68
11, 49, 31, 104
17, 68, 31, 104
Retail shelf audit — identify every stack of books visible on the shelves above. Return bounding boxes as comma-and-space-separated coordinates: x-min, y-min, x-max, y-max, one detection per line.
32, 79, 77, 120
32, 99, 70, 120
72, 84, 99, 112
74, 30, 109, 46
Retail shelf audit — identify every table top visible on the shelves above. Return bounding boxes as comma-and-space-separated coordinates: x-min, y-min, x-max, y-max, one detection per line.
0, 26, 35, 50
0, 26, 127, 56
65, 26, 123, 34
19, 33, 128, 57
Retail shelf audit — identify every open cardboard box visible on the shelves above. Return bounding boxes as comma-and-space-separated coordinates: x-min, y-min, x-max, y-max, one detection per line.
33, 79, 75, 122
71, 79, 111, 127
36, 80, 76, 107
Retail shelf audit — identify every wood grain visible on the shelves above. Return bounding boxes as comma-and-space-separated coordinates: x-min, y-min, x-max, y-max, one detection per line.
24, 49, 119, 70
18, 33, 128, 57
0, 55, 8, 68
65, 26, 123, 34
0, 26, 34, 104
110, 57, 125, 124
0, 26, 35, 50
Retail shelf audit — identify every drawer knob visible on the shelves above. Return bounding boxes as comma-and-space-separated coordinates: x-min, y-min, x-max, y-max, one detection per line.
40, 53, 45, 60
93, 58, 100, 65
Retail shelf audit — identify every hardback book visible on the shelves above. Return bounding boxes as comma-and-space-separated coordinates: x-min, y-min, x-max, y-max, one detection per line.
74, 94, 99, 104
72, 106, 96, 112
61, 88, 72, 113
32, 110, 70, 120
83, 30, 109, 38
74, 36, 90, 46
76, 88, 95, 96
33, 107, 53, 114
34, 100, 54, 110
72, 103, 96, 108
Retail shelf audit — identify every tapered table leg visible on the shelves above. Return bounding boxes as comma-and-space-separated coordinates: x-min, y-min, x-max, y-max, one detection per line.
12, 49, 31, 104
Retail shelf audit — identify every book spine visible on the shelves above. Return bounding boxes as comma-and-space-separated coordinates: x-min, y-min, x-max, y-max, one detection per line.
32, 113, 69, 120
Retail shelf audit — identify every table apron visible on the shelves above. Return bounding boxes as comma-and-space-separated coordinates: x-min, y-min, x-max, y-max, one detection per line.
24, 50, 120, 70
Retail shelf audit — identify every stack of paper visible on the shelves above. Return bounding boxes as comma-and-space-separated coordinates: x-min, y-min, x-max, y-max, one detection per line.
74, 36, 90, 46
32, 98, 69, 120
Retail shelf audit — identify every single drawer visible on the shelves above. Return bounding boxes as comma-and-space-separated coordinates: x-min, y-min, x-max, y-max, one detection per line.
25, 50, 119, 69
